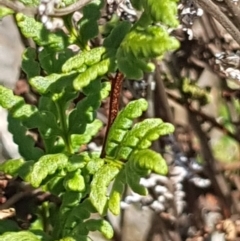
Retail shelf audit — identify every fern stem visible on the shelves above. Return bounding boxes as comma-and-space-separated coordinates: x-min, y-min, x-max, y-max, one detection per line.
105, 157, 124, 169
55, 101, 73, 154
100, 72, 124, 158
40, 202, 50, 234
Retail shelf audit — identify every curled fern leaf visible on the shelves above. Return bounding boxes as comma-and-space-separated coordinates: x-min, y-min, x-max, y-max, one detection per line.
120, 26, 179, 59
116, 26, 179, 78
125, 161, 148, 195
105, 98, 148, 157
143, 0, 179, 27
129, 149, 168, 175
116, 118, 164, 160
137, 123, 174, 149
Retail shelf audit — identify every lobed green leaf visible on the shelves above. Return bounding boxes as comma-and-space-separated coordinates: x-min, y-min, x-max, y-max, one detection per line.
125, 161, 148, 195
0, 85, 24, 110
103, 21, 131, 49
63, 170, 85, 192
73, 59, 111, 91
86, 157, 105, 175
116, 119, 174, 159
0, 85, 38, 124
16, 14, 68, 50
116, 118, 162, 159
84, 219, 114, 239
78, 0, 104, 46
90, 164, 120, 215
22, 47, 40, 79
26, 154, 68, 187
0, 231, 41, 241
68, 81, 110, 135
108, 170, 126, 215
61, 191, 82, 208
0, 220, 20, 234
8, 116, 44, 160
62, 47, 106, 73
65, 153, 90, 172
120, 26, 179, 59
143, 0, 179, 27
30, 74, 63, 95
43, 175, 65, 195
129, 149, 168, 175
137, 123, 174, 149
0, 7, 13, 18
130, 0, 143, 10
39, 48, 74, 74
0, 159, 25, 177
71, 119, 103, 150
105, 98, 148, 157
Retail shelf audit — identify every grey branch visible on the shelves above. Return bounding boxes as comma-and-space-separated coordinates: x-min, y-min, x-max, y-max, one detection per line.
0, 0, 92, 16
194, 0, 240, 46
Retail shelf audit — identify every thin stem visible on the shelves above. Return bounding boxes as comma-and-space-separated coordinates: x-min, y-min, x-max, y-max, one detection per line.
41, 202, 50, 234
55, 101, 73, 154
167, 91, 240, 142
224, 0, 240, 29
52, 0, 92, 16
194, 0, 240, 46
153, 60, 175, 124
100, 72, 124, 158
187, 109, 233, 218
104, 157, 124, 169
0, 0, 92, 16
